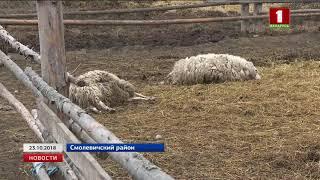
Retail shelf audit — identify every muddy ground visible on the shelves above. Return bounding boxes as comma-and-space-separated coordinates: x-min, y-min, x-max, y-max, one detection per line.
1, 2, 320, 180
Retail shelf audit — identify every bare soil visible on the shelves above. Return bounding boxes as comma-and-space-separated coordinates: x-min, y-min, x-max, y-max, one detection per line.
1, 1, 320, 180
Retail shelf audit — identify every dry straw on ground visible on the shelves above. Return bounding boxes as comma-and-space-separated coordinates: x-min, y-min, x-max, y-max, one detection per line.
96, 61, 320, 179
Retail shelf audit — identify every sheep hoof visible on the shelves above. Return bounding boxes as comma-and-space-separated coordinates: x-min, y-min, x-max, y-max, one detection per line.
108, 108, 116, 113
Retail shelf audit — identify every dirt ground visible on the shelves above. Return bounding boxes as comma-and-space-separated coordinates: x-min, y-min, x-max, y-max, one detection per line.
1, 1, 320, 180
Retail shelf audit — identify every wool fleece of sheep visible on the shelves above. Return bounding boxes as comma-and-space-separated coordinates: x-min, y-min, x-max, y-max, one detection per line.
69, 70, 154, 113
167, 53, 261, 85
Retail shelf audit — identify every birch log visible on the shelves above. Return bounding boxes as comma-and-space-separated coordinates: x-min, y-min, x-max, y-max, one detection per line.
25, 67, 174, 180
0, 50, 42, 98
0, 82, 43, 141
0, 83, 79, 180
0, 56, 77, 179
0, 25, 40, 63
0, 25, 77, 84
32, 109, 79, 180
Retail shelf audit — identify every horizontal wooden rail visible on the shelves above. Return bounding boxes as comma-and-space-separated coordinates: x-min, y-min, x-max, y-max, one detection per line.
259, 9, 320, 14
0, 50, 42, 98
0, 25, 77, 84
0, 0, 319, 18
0, 25, 40, 63
1, 13, 320, 26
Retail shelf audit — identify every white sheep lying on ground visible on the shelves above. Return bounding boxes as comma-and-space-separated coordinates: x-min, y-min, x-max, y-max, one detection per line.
167, 53, 261, 85
69, 70, 154, 113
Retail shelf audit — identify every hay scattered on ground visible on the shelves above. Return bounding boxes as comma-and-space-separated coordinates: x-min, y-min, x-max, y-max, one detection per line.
96, 61, 320, 179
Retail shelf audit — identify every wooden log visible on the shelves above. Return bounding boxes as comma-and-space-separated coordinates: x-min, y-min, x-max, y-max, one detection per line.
0, 25, 8, 55
0, 83, 51, 180
0, 25, 40, 63
1, 13, 320, 26
0, 82, 78, 180
1, 21, 100, 158
25, 67, 174, 180
241, 3, 249, 33
37, 100, 112, 180
0, 25, 76, 83
0, 0, 319, 18
65, 118, 96, 144
34, 107, 108, 160
0, 82, 43, 141
0, 50, 42, 98
32, 163, 51, 180
63, 156, 85, 180
36, 0, 70, 137
0, 83, 78, 180
253, 3, 263, 33
32, 110, 80, 180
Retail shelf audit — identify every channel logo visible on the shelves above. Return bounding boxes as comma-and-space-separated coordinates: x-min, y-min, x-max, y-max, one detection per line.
269, 7, 290, 28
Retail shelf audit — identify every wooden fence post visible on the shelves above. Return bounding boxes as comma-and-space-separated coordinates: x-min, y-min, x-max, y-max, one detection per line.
0, 25, 8, 55
36, 1, 69, 179
36, 0, 68, 96
241, 3, 250, 34
253, 3, 263, 33
36, 0, 69, 119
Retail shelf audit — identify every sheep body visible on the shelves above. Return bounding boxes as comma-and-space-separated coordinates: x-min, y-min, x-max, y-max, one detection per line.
167, 53, 261, 85
69, 70, 135, 110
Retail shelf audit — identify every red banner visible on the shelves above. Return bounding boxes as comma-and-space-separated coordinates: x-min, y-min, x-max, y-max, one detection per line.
23, 153, 64, 162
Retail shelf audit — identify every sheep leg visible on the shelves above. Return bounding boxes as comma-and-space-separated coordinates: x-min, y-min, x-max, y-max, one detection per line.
129, 92, 156, 101
97, 101, 116, 113
129, 97, 152, 101
86, 106, 100, 114
134, 92, 149, 98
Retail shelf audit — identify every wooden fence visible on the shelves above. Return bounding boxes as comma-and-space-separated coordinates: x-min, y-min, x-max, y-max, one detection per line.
0, 0, 319, 18
0, 0, 319, 34
0, 0, 319, 179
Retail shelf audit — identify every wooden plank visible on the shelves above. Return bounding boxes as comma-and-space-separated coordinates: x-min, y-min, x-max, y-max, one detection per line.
2, 12, 320, 26
37, 100, 112, 180
241, 3, 249, 33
